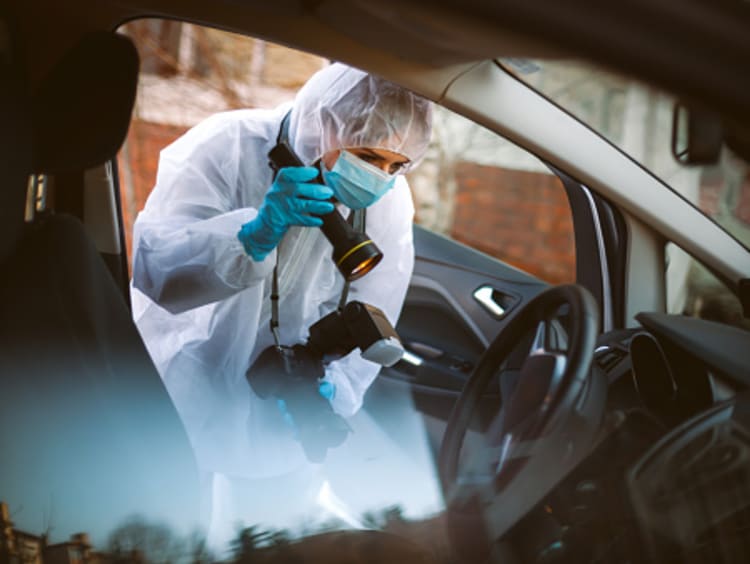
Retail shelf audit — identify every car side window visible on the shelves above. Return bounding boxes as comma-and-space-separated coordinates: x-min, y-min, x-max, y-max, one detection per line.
117, 20, 329, 269
118, 21, 576, 287
407, 107, 576, 284
666, 242, 749, 330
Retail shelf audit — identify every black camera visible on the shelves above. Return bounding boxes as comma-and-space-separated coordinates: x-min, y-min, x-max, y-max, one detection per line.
248, 343, 348, 463
246, 301, 403, 462
308, 301, 403, 366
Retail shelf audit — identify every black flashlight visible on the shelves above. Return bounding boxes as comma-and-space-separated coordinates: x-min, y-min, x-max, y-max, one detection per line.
268, 142, 383, 281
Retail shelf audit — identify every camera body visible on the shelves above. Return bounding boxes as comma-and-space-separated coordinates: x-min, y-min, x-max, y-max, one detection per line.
246, 301, 403, 462
308, 301, 403, 366
248, 343, 324, 400
247, 344, 347, 462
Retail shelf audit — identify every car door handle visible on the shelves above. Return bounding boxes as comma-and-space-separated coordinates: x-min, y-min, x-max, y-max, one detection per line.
473, 286, 515, 318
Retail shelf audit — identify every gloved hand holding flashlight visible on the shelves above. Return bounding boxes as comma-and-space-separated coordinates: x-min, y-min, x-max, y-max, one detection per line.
237, 166, 335, 261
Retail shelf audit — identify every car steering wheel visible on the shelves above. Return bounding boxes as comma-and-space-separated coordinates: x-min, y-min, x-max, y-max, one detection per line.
438, 284, 603, 546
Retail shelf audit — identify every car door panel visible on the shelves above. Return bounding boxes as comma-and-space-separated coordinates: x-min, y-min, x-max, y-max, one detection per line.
377, 225, 548, 424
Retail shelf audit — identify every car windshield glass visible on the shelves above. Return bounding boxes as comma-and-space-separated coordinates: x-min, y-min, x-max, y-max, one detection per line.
7, 11, 750, 564
504, 58, 750, 251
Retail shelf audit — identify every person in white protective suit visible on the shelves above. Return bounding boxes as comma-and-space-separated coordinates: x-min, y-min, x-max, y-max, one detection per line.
130, 63, 432, 538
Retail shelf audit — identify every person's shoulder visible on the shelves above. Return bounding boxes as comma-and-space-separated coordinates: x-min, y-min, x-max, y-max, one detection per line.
192, 108, 266, 136
209, 106, 294, 144
192, 105, 289, 136
163, 106, 287, 158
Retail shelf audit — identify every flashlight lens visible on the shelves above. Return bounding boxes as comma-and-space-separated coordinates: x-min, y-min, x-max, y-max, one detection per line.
349, 256, 380, 280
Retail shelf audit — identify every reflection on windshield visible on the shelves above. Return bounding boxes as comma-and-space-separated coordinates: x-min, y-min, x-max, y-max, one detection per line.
0, 506, 447, 563
1, 377, 447, 562
508, 58, 750, 331
510, 59, 750, 251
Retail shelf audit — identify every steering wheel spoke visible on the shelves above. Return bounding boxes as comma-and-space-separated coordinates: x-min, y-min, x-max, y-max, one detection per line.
439, 284, 605, 546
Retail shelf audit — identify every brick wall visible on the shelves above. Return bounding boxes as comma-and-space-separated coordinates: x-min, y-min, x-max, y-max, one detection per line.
451, 161, 750, 286
698, 176, 723, 217
735, 172, 750, 225
452, 162, 577, 284
118, 119, 188, 264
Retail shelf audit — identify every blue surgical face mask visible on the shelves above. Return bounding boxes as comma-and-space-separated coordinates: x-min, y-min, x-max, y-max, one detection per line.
322, 150, 397, 209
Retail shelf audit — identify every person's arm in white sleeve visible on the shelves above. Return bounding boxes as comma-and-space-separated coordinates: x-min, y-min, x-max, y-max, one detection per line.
322, 178, 415, 417
132, 113, 275, 314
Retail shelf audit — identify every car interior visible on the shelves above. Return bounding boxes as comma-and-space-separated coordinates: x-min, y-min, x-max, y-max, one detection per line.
2, 1, 750, 563
0, 27, 202, 537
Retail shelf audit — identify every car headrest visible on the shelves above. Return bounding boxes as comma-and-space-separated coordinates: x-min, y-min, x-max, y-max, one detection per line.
32, 31, 139, 174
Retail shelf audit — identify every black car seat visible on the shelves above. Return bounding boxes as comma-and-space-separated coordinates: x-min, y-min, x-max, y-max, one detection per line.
0, 26, 202, 541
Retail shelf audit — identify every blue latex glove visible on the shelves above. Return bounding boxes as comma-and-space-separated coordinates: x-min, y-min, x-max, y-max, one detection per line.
275, 379, 346, 462
238, 166, 335, 261
276, 382, 336, 435
277, 398, 298, 437
318, 381, 336, 401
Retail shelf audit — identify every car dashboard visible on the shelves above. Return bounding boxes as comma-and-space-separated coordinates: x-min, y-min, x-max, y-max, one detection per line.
485, 313, 750, 563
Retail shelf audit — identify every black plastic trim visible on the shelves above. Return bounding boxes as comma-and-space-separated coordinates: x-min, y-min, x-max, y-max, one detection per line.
101, 251, 127, 299
54, 170, 85, 220
549, 166, 605, 327
414, 225, 546, 286
593, 194, 628, 329
636, 312, 750, 387
109, 156, 132, 305
740, 278, 750, 319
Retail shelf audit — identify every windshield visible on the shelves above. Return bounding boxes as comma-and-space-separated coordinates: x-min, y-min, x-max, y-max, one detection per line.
7, 18, 750, 564
506, 59, 750, 250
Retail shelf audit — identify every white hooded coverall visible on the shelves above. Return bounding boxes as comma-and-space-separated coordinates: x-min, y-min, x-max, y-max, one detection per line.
130, 64, 432, 480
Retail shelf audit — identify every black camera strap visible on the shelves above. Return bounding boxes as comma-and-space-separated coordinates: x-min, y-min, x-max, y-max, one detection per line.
269, 110, 364, 347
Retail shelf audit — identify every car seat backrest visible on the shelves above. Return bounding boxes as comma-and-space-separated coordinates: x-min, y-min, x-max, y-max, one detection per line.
0, 29, 202, 541
0, 12, 32, 264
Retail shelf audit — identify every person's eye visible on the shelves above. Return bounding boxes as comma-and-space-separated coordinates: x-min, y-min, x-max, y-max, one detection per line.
389, 162, 406, 175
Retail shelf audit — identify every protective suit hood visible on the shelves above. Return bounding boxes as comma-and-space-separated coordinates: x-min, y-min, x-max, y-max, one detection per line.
288, 63, 432, 170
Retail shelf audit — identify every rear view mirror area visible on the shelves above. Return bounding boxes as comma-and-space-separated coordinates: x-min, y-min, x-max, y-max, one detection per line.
671, 102, 723, 165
